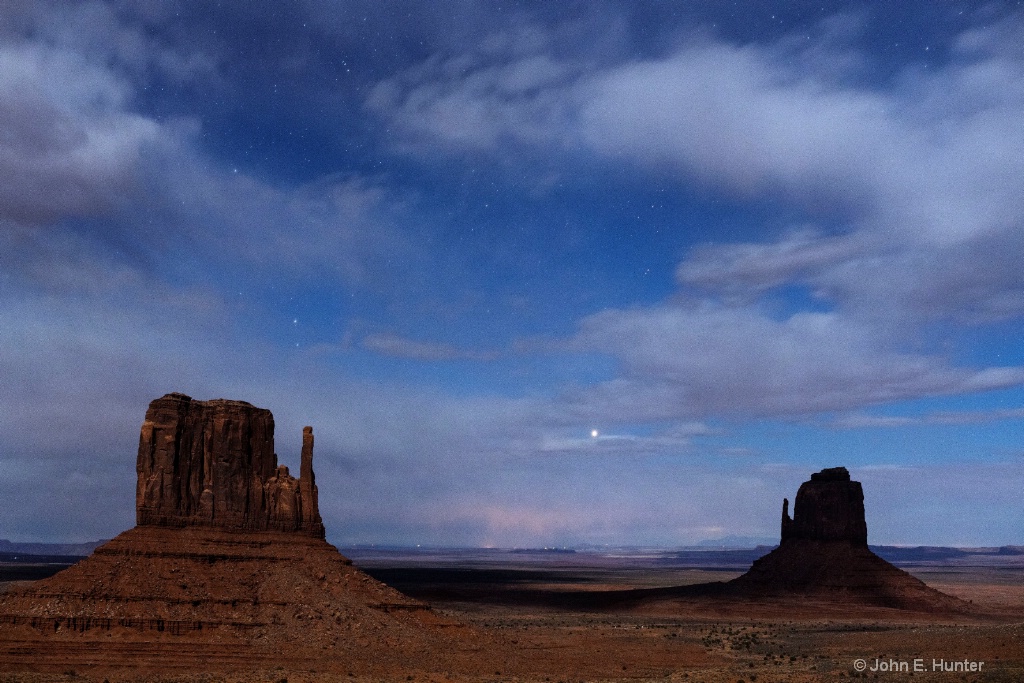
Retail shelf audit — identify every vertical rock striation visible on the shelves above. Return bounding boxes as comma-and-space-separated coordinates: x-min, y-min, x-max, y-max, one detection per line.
135, 393, 324, 537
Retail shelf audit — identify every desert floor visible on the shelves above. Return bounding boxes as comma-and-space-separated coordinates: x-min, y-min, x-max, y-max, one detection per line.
1, 548, 1022, 683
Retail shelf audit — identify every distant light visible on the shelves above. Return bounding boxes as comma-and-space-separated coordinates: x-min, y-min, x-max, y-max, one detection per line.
590, 429, 599, 438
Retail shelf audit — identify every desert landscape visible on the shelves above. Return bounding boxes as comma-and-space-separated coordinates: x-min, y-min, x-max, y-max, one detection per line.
0, 395, 1021, 682
2, 541, 1023, 682
6, 2, 1024, 681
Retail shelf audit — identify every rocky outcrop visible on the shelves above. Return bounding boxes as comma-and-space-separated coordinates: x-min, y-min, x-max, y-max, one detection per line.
780, 466, 867, 545
0, 393, 476, 675
728, 467, 965, 611
135, 393, 324, 537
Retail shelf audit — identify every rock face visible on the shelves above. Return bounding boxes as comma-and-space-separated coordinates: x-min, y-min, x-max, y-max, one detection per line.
780, 466, 867, 545
728, 467, 965, 611
136, 393, 324, 537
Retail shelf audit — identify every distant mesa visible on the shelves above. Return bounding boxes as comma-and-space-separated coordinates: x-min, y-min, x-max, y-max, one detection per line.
0, 393, 465, 674
727, 466, 965, 611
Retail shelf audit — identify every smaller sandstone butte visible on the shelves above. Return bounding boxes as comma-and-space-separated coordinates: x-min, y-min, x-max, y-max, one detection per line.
136, 392, 324, 537
780, 466, 867, 544
728, 467, 965, 611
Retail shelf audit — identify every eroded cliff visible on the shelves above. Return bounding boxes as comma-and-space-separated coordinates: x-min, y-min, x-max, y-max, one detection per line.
135, 393, 324, 537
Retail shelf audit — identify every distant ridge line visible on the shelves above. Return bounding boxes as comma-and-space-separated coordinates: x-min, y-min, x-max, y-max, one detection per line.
0, 539, 107, 557
3, 539, 1022, 559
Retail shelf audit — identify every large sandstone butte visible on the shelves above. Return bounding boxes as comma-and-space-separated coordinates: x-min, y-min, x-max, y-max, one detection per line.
727, 466, 965, 611
0, 394, 482, 676
136, 392, 324, 536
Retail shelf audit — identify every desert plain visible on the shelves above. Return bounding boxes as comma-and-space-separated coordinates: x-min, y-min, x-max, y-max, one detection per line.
1, 543, 1022, 683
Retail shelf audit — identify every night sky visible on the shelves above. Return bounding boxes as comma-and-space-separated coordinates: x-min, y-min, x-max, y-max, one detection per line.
3, 1, 1024, 548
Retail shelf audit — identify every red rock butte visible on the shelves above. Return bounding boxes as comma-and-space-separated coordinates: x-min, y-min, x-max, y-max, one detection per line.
0, 393, 480, 676
780, 466, 868, 545
136, 392, 324, 536
727, 466, 966, 611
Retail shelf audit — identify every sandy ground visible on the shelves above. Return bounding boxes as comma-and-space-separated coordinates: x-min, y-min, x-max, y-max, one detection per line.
0, 557, 1021, 682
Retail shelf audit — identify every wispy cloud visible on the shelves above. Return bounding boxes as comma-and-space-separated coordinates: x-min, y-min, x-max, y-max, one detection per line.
832, 407, 1024, 429
538, 422, 713, 455
676, 229, 869, 301
562, 304, 1024, 419
362, 332, 501, 361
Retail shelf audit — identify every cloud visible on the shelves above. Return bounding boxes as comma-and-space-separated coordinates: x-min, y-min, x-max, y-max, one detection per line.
4, 1, 220, 84
372, 12, 1024, 244
676, 229, 869, 300
832, 407, 1024, 429
366, 52, 576, 154
370, 12, 1024, 315
0, 270, 232, 458
3, 3, 1022, 548
0, 1, 228, 231
367, 11, 1024, 421
148, 162, 418, 288
0, 2, 413, 291
326, 455, 794, 548
0, 456, 133, 544
538, 422, 712, 455
361, 332, 501, 361
573, 34, 1020, 251
562, 303, 1024, 420
363, 13, 614, 158
0, 42, 165, 226
0, 2, 466, 541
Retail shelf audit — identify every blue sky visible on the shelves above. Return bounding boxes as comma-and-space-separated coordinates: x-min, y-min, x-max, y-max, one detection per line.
2, 0, 1023, 547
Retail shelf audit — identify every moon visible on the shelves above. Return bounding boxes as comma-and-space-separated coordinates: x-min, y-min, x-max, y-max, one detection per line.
590, 429, 599, 438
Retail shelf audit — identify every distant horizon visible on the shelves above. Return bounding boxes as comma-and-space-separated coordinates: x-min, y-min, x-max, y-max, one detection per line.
5, 534, 1023, 553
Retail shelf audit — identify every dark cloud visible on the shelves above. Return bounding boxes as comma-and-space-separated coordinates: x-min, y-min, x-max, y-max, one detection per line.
0, 42, 166, 226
